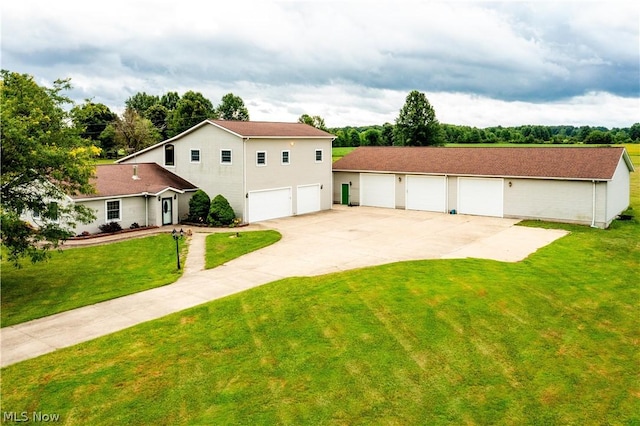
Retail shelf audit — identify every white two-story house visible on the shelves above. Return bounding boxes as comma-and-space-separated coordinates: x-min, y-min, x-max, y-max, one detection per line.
118, 119, 335, 223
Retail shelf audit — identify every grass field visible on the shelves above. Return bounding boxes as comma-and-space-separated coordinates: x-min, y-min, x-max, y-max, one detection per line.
1, 145, 637, 424
1, 235, 187, 327
205, 230, 282, 269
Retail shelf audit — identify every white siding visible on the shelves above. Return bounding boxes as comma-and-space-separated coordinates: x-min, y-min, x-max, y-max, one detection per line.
606, 157, 631, 225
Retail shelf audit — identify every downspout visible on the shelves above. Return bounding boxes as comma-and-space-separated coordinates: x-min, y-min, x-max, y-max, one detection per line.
444, 175, 449, 213
143, 192, 149, 227
243, 138, 249, 223
591, 180, 597, 228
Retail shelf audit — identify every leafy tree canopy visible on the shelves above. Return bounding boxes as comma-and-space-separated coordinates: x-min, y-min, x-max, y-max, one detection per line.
168, 91, 217, 137
298, 114, 328, 131
218, 93, 250, 121
394, 90, 443, 146
1, 70, 97, 265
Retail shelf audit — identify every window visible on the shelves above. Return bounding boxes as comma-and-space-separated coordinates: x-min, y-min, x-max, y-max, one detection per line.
281, 150, 290, 165
164, 144, 175, 166
106, 200, 121, 221
221, 149, 232, 164
256, 151, 266, 166
190, 149, 200, 163
315, 149, 323, 162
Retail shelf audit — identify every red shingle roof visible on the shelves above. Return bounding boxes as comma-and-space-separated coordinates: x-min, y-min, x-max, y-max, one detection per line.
209, 119, 334, 138
73, 163, 198, 199
332, 147, 631, 180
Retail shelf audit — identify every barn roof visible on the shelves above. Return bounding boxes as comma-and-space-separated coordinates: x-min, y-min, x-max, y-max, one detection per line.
72, 163, 198, 200
332, 146, 634, 180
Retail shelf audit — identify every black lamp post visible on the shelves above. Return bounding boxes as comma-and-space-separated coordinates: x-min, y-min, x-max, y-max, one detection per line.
172, 228, 184, 270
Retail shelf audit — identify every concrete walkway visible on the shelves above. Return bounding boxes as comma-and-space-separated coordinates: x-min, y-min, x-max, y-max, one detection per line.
0, 206, 568, 367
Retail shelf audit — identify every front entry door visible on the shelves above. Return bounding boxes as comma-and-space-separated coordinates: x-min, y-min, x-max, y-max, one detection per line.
162, 198, 173, 225
341, 183, 350, 205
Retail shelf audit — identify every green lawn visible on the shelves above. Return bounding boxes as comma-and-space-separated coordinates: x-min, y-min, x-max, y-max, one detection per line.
1, 235, 187, 327
1, 145, 637, 424
205, 230, 281, 269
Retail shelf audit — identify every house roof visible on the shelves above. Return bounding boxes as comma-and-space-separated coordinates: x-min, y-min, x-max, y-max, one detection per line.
332, 146, 634, 180
209, 119, 335, 138
73, 163, 198, 200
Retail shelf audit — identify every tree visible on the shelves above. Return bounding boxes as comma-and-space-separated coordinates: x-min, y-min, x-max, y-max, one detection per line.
187, 190, 211, 223
348, 128, 361, 147
298, 114, 328, 131
1, 70, 97, 265
207, 194, 235, 227
584, 130, 614, 145
168, 91, 217, 137
629, 123, 640, 142
361, 128, 382, 146
394, 90, 443, 146
125, 92, 159, 116
71, 100, 116, 142
381, 123, 395, 146
218, 93, 249, 121
112, 108, 162, 152
145, 104, 170, 138
160, 91, 180, 111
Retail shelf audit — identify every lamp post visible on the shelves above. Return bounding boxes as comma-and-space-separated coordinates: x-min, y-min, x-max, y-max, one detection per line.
172, 228, 184, 270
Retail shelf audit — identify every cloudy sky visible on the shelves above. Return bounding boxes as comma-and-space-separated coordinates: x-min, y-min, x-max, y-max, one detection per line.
2, 1, 639, 128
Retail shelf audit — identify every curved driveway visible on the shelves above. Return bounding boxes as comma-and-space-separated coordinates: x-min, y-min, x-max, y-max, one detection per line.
1, 205, 567, 367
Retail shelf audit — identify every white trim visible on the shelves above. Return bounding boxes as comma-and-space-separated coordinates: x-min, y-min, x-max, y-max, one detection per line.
220, 149, 232, 165
105, 199, 122, 222
256, 151, 267, 166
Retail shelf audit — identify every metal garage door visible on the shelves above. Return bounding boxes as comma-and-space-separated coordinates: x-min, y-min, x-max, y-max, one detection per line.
406, 175, 446, 212
248, 187, 292, 223
458, 177, 504, 217
297, 184, 321, 215
361, 174, 395, 208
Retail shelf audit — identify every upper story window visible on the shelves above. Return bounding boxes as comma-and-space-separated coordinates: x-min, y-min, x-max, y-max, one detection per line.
256, 151, 266, 166
164, 144, 175, 166
221, 149, 232, 164
281, 150, 290, 165
106, 200, 121, 222
315, 149, 323, 162
190, 149, 200, 163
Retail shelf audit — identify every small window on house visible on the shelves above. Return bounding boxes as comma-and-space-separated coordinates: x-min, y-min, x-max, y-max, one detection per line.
190, 149, 200, 163
165, 144, 175, 166
281, 150, 290, 165
315, 149, 323, 162
106, 200, 121, 221
256, 151, 266, 166
221, 149, 232, 164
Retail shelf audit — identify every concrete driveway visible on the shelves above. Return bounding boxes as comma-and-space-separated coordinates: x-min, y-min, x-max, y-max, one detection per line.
0, 205, 567, 367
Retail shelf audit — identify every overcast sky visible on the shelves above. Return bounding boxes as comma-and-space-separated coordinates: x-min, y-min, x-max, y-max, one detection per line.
2, 1, 639, 128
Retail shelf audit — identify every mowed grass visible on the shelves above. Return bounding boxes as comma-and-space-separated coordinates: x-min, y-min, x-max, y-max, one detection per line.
205, 230, 282, 269
1, 145, 638, 424
1, 235, 187, 327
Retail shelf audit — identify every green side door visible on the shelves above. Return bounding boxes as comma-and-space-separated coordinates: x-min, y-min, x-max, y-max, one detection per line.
341, 183, 350, 205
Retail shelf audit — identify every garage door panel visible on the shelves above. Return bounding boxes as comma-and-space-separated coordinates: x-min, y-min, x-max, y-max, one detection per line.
297, 184, 321, 215
248, 188, 292, 222
406, 175, 446, 212
361, 174, 395, 208
458, 178, 503, 217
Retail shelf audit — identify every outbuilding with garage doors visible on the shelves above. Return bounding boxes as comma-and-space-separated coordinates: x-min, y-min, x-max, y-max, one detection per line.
333, 146, 634, 228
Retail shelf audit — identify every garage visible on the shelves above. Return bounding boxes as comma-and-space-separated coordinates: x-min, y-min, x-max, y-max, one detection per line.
297, 184, 321, 215
248, 187, 292, 223
360, 174, 395, 208
406, 175, 447, 212
458, 177, 504, 217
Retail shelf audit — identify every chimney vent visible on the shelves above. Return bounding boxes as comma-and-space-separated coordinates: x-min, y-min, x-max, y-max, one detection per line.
132, 165, 140, 180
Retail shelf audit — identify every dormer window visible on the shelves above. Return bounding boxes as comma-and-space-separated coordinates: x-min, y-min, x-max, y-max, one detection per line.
165, 144, 175, 166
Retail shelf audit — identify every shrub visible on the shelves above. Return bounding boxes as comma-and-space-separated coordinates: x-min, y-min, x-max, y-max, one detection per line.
188, 190, 211, 223
130, 222, 140, 229
207, 194, 236, 227
98, 222, 122, 233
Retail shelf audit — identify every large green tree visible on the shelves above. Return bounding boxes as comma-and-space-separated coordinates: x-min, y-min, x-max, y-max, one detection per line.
168, 91, 217, 137
112, 108, 162, 152
218, 93, 249, 121
394, 90, 443, 146
125, 92, 160, 117
1, 70, 97, 265
298, 114, 328, 131
71, 100, 117, 152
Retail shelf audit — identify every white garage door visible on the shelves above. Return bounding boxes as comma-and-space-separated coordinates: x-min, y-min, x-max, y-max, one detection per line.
406, 175, 447, 212
361, 174, 395, 208
297, 184, 321, 215
248, 187, 292, 223
458, 177, 504, 217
